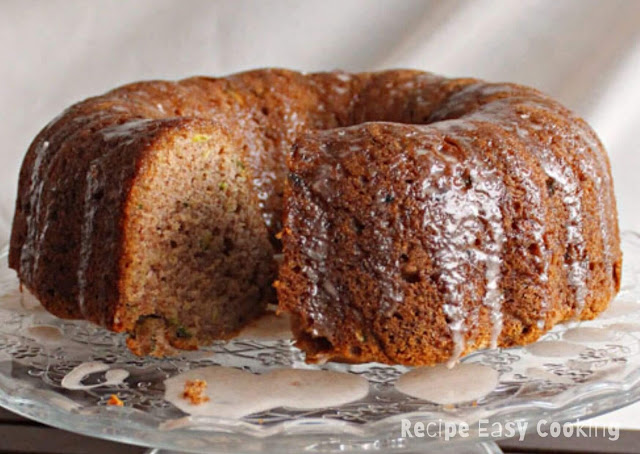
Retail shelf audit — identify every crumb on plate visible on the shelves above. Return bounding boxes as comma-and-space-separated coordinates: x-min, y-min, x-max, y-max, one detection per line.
107, 394, 124, 407
182, 379, 210, 404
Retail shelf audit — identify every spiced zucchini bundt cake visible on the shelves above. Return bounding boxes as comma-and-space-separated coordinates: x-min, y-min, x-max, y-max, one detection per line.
9, 69, 621, 363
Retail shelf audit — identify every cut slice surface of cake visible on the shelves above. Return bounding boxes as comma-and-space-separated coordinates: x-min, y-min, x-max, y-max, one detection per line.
13, 115, 276, 356
118, 121, 276, 354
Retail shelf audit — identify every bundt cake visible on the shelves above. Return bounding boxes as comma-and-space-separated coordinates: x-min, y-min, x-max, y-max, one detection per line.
9, 69, 621, 363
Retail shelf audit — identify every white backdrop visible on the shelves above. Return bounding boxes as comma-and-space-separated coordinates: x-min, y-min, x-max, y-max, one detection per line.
1, 0, 639, 428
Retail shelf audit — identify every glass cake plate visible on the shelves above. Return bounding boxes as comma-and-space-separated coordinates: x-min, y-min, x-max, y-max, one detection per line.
0, 233, 639, 454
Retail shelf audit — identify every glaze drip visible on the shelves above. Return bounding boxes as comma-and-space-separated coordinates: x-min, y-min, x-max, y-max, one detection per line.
424, 122, 507, 363
512, 101, 590, 315
19, 107, 72, 285
100, 118, 154, 141
77, 163, 100, 318
566, 120, 615, 295
19, 139, 49, 283
467, 97, 589, 320
295, 179, 331, 335
542, 154, 589, 312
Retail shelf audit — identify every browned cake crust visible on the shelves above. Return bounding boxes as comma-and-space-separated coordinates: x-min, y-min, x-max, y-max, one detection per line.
9, 69, 621, 363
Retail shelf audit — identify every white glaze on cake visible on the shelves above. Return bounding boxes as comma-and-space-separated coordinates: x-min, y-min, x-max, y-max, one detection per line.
468, 110, 551, 329
19, 105, 72, 284
426, 122, 507, 364
100, 119, 154, 142
516, 100, 590, 315
571, 121, 615, 293
541, 154, 589, 313
477, 99, 589, 321
77, 164, 100, 318
438, 87, 601, 330
20, 139, 49, 283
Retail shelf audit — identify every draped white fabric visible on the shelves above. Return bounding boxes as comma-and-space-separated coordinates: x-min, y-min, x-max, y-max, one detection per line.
1, 0, 639, 426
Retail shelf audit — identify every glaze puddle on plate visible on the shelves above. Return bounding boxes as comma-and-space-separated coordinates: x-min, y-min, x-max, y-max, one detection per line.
525, 340, 587, 357
394, 363, 499, 405
607, 322, 640, 333
164, 366, 369, 418
61, 361, 129, 390
562, 327, 617, 343
0, 286, 44, 313
599, 301, 640, 319
235, 312, 292, 340
24, 325, 64, 344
